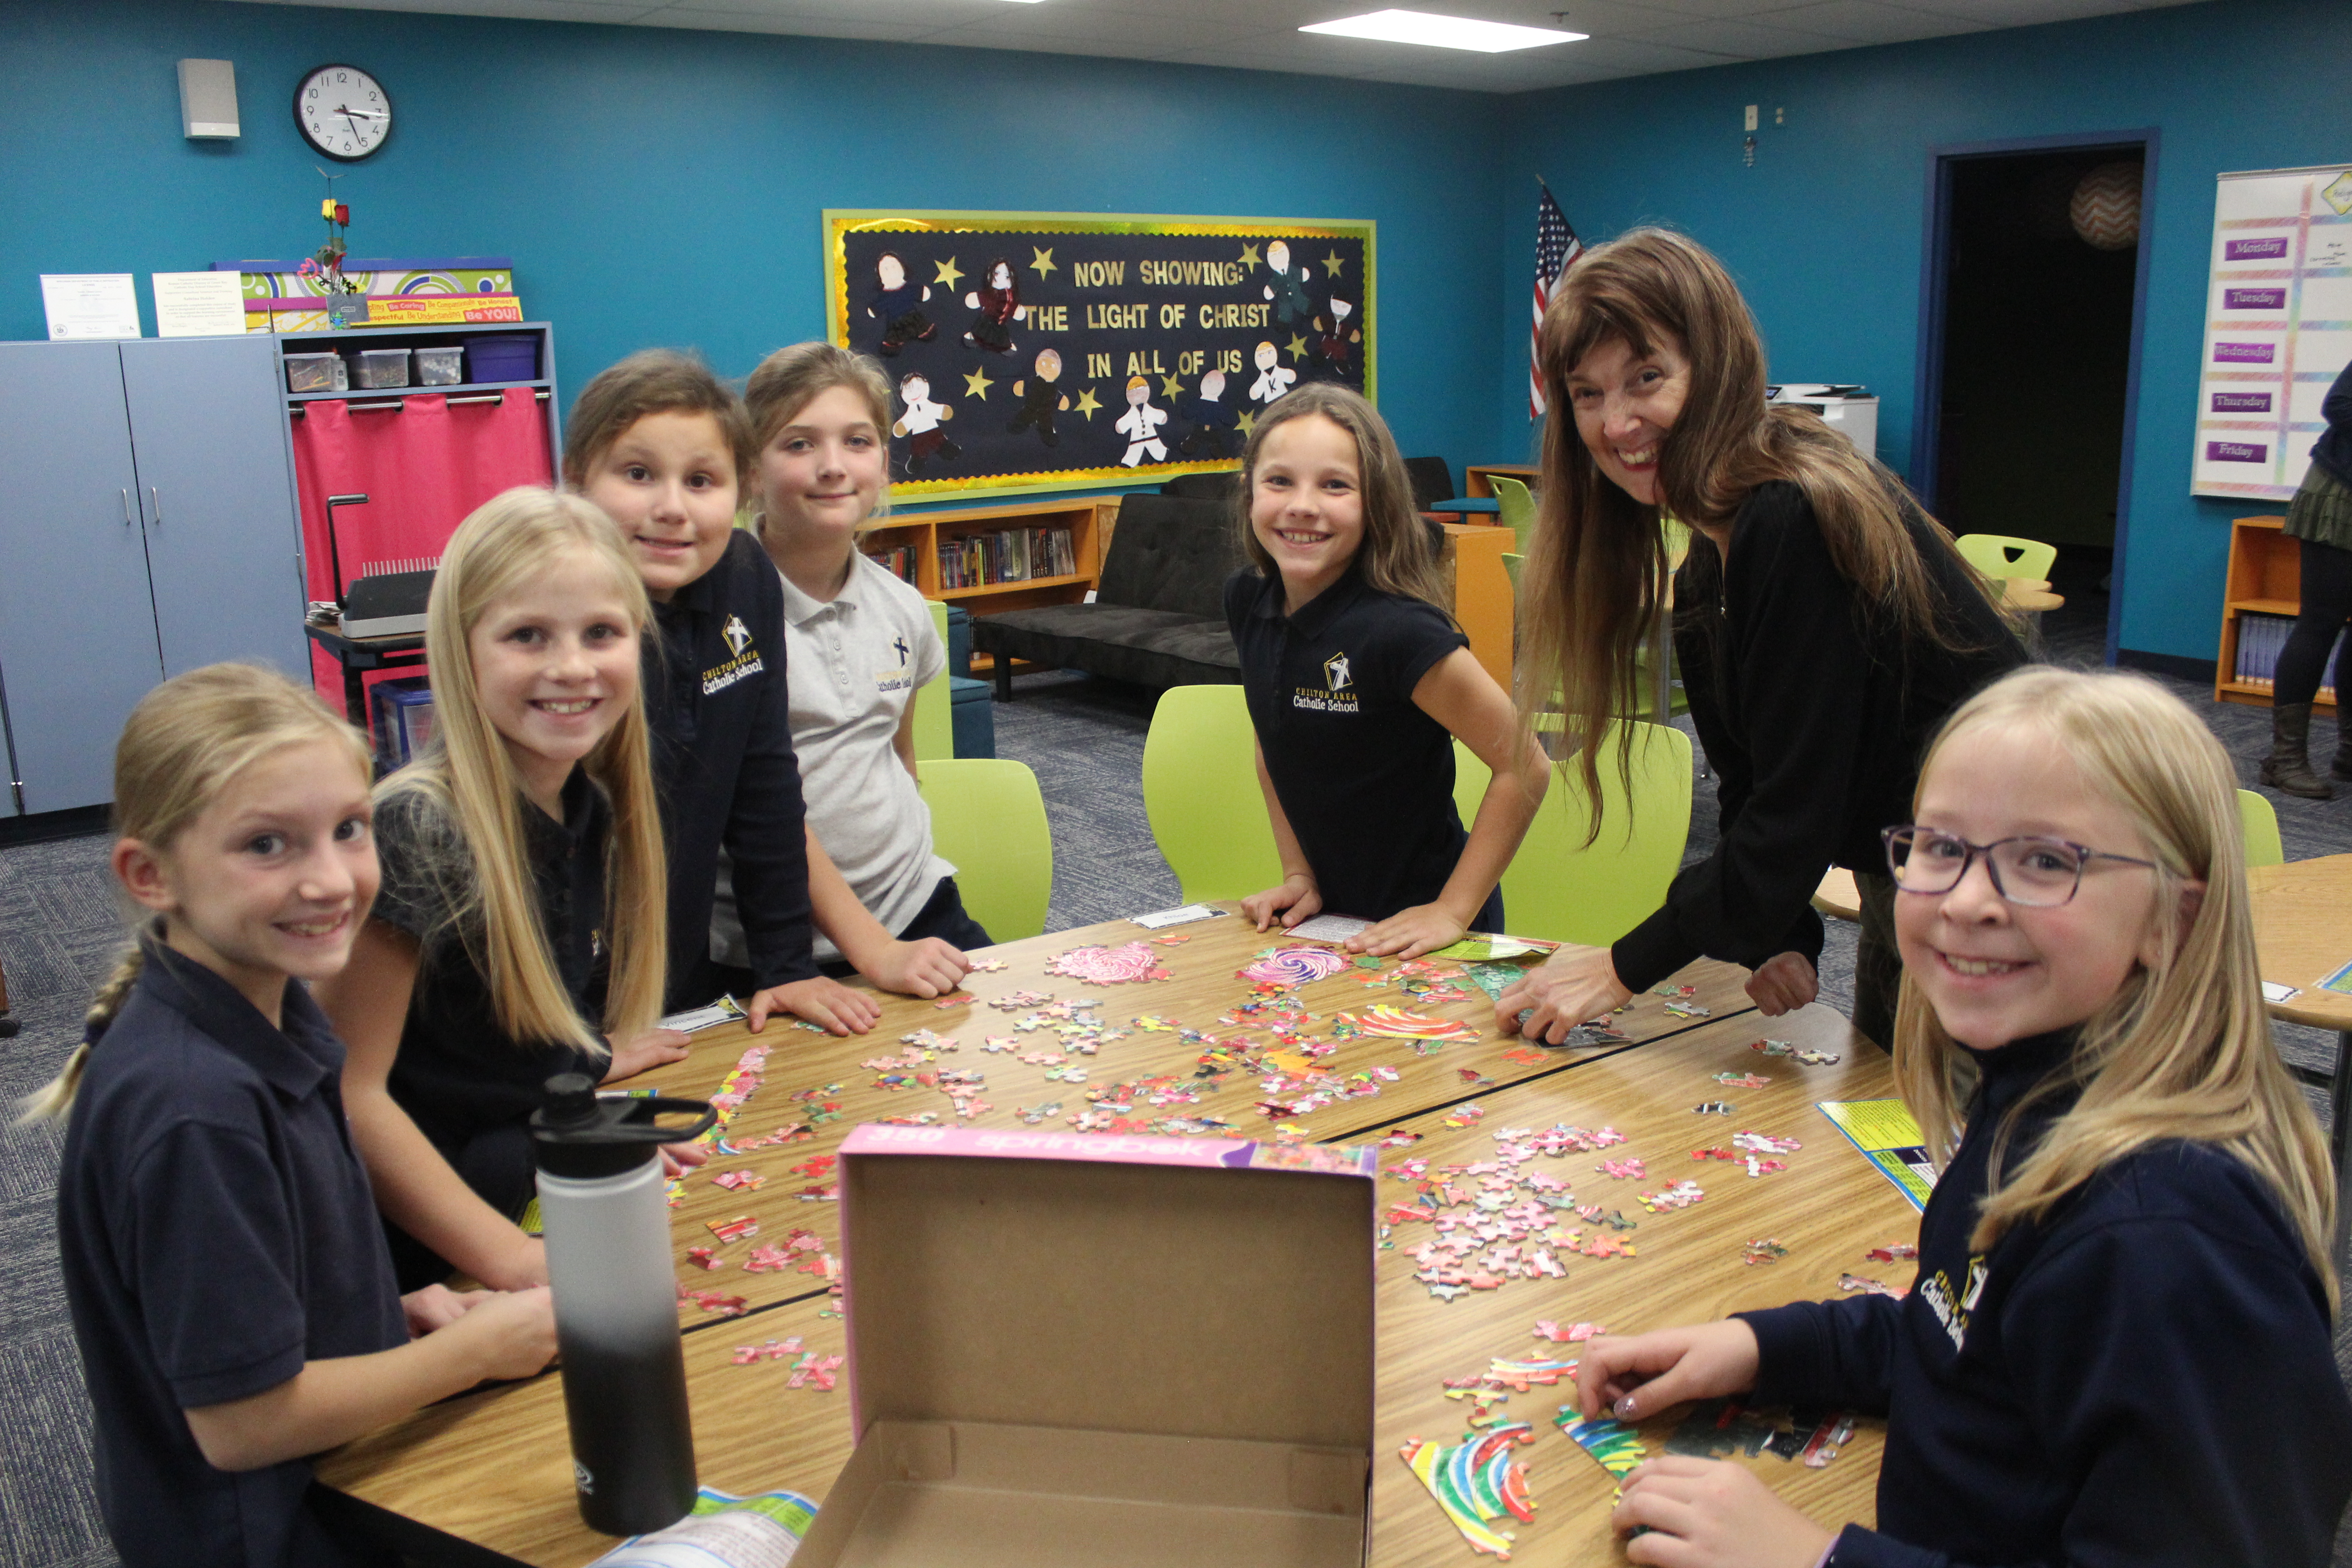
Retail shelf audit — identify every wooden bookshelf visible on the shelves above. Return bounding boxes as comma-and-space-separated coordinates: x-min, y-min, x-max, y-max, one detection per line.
2217, 514, 2336, 711
858, 495, 1113, 673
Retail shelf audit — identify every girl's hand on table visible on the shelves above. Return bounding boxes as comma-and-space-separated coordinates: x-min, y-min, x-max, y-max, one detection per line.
1573, 1319, 1759, 1421
435, 1286, 560, 1384
658, 1140, 710, 1179
1243, 874, 1321, 933
1495, 944, 1633, 1044
1744, 952, 1818, 1016
750, 976, 879, 1035
865, 938, 971, 1000
1348, 903, 1465, 960
602, 1027, 691, 1083
399, 1283, 488, 1337
1612, 1456, 1835, 1568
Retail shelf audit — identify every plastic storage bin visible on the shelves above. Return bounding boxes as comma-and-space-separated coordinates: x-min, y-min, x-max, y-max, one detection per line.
285, 352, 343, 393
370, 677, 437, 771
353, 348, 412, 389
463, 335, 539, 382
414, 346, 464, 386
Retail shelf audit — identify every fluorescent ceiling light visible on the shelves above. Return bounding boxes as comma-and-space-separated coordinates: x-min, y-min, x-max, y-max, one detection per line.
1301, 9, 1585, 51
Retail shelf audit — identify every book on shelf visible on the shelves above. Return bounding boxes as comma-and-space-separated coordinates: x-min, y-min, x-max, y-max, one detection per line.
2233, 611, 2343, 695
936, 524, 1077, 591
863, 544, 917, 585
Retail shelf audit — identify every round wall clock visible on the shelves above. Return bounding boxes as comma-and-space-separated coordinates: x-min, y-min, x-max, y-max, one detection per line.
294, 64, 392, 161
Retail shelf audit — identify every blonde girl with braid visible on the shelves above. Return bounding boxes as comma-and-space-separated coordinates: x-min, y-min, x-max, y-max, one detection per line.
316, 487, 677, 1292
33, 663, 554, 1568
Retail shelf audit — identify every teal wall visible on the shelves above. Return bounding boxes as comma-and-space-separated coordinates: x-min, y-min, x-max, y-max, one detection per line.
0, 0, 1515, 478
1501, 0, 2352, 665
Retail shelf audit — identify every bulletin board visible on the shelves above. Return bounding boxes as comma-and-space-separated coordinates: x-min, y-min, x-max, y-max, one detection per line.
825, 210, 1374, 497
2191, 164, 2352, 500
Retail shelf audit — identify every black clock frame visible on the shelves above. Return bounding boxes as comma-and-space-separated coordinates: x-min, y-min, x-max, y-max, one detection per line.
293, 64, 393, 162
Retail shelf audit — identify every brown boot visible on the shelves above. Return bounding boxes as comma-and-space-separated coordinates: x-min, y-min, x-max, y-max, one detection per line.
2334, 711, 2352, 782
2262, 701, 2334, 799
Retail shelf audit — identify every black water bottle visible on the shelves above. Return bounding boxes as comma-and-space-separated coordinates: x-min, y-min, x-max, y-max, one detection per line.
531, 1074, 717, 1535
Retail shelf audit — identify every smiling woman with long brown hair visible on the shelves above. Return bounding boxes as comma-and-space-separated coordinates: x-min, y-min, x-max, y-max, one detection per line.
1498, 228, 2023, 1049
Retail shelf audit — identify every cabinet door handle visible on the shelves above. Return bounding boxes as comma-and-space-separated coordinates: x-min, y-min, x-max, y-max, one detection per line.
121, 488, 132, 525
149, 486, 162, 524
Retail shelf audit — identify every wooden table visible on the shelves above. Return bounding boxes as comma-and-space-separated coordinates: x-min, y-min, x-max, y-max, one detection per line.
1464, 464, 1539, 500
320, 910, 1916, 1564
2247, 855, 2352, 1250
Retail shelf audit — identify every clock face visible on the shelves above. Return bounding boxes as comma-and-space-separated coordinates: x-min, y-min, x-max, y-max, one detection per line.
294, 64, 392, 161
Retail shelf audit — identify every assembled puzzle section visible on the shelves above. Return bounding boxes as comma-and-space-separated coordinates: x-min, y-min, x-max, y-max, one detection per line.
794, 1127, 1380, 1568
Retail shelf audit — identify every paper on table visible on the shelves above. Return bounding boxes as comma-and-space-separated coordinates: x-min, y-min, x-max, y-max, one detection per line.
1815, 1099, 1936, 1211
586, 1486, 818, 1567
2317, 960, 2352, 997
1129, 903, 1229, 929
2262, 980, 2302, 1005
1430, 934, 1558, 961
40, 274, 140, 339
1284, 913, 1370, 941
661, 995, 750, 1033
152, 271, 248, 337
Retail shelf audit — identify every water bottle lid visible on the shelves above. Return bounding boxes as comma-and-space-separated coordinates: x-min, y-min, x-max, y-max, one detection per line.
530, 1073, 720, 1179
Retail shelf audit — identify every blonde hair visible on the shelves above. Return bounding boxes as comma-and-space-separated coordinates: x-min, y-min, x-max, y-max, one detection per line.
561, 348, 755, 494
22, 665, 372, 1122
378, 487, 666, 1057
1522, 228, 2010, 831
743, 342, 894, 539
1891, 667, 2337, 1303
1236, 383, 1448, 612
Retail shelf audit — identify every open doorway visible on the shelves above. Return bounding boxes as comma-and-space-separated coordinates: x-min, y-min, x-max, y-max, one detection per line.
1913, 133, 2156, 664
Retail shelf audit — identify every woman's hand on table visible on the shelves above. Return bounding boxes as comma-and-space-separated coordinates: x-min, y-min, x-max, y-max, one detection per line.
1347, 902, 1464, 960
1573, 1319, 1759, 1421
1613, 1456, 1835, 1568
602, 1027, 691, 1083
1495, 944, 1633, 1043
1242, 874, 1322, 933
863, 938, 972, 1000
1744, 952, 1818, 1016
749, 977, 880, 1036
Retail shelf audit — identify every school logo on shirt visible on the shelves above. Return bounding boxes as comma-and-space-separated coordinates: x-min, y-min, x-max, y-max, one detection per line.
876, 631, 916, 695
1917, 1254, 1988, 1354
1293, 647, 1360, 714
702, 620, 764, 696
1323, 651, 1353, 691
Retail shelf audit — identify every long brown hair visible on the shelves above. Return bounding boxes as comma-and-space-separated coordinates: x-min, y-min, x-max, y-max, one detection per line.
378, 487, 667, 1056
21, 665, 372, 1121
1236, 383, 1447, 611
1892, 668, 2337, 1305
1521, 228, 2002, 826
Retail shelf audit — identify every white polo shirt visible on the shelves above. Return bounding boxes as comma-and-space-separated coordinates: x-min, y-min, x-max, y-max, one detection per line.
711, 551, 952, 966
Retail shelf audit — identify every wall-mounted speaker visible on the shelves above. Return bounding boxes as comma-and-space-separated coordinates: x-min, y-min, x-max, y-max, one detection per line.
178, 59, 240, 139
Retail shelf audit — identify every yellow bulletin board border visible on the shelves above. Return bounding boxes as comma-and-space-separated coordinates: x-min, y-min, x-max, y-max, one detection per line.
824, 209, 1376, 501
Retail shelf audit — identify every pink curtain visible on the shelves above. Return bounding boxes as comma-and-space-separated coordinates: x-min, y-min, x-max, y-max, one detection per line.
291, 387, 552, 702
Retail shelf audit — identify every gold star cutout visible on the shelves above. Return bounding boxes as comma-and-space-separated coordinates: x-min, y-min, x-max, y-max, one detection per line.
1285, 332, 1309, 363
1029, 246, 1056, 279
933, 256, 964, 289
1236, 408, 1258, 438
962, 366, 995, 400
1073, 386, 1103, 421
1237, 242, 1262, 269
1322, 249, 1346, 278
1160, 372, 1186, 401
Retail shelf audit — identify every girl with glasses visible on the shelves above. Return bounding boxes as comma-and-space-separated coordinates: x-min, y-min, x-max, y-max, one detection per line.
1566, 667, 2350, 1568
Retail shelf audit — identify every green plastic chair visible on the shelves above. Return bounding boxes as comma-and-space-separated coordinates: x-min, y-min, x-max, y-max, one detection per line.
2239, 788, 2285, 869
911, 600, 954, 763
1502, 552, 1523, 590
1451, 720, 1695, 946
1141, 684, 1285, 903
1954, 534, 2057, 583
916, 758, 1053, 941
1491, 474, 1537, 558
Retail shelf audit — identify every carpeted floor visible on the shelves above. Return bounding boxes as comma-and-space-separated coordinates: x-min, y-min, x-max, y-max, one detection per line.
5, 583, 2352, 1565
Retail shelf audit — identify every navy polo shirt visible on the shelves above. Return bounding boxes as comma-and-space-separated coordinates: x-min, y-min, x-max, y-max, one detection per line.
57, 934, 406, 1568
1225, 564, 1470, 921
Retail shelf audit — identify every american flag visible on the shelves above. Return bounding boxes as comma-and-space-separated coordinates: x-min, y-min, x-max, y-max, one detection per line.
1529, 181, 1583, 419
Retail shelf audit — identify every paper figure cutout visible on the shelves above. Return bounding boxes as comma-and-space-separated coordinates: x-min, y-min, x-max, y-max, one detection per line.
867, 252, 935, 356
961, 257, 1024, 353
1248, 338, 1298, 406
1115, 375, 1171, 467
1263, 240, 1313, 326
1006, 348, 1068, 448
1313, 291, 1362, 372
892, 373, 959, 475
1176, 368, 1240, 458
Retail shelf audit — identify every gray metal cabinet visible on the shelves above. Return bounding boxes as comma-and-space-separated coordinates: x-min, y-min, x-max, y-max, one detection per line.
0, 338, 306, 815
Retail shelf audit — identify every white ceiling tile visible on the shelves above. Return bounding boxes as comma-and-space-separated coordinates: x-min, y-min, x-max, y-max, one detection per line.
1756, 1, 1983, 41
926, 7, 1240, 47
637, 8, 937, 34
1618, 15, 1849, 54
1878, 0, 2138, 21
632, 0, 957, 24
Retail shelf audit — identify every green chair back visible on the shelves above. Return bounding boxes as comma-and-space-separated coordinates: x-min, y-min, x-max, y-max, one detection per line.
1451, 720, 1694, 946
1954, 534, 2058, 583
1491, 474, 1537, 558
2239, 787, 2285, 869
911, 600, 955, 762
1501, 552, 1523, 590
1141, 684, 1285, 903
916, 758, 1053, 941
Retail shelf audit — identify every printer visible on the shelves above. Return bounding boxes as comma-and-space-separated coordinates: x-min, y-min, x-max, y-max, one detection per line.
1767, 383, 1878, 461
